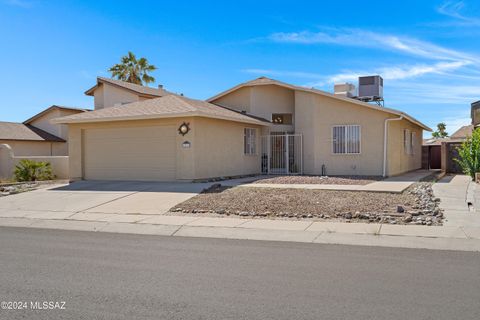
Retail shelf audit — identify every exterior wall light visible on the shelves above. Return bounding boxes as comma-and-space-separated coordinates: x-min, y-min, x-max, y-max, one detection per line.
178, 122, 190, 136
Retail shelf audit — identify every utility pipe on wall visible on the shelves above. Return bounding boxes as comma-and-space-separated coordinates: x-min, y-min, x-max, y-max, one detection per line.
383, 115, 403, 177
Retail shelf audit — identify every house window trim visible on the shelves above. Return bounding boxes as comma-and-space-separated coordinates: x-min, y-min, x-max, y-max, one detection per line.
404, 129, 416, 155
331, 125, 362, 155
404, 129, 416, 156
244, 127, 257, 156
271, 113, 293, 125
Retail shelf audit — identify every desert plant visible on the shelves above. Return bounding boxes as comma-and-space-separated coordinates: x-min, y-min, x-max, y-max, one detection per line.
454, 128, 480, 179
108, 51, 157, 85
14, 159, 54, 182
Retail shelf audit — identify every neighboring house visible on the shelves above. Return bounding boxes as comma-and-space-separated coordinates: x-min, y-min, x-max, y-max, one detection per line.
0, 105, 88, 156
54, 76, 431, 181
422, 100, 478, 172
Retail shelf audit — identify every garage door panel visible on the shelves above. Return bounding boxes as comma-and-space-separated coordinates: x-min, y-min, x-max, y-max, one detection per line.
83, 126, 176, 181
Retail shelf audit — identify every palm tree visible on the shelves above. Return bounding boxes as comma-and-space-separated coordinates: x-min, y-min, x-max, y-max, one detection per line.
108, 52, 157, 86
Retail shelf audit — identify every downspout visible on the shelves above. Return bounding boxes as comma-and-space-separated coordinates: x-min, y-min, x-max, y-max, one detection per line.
383, 116, 403, 177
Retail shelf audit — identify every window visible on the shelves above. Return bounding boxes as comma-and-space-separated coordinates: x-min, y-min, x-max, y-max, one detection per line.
272, 114, 293, 125
244, 128, 256, 155
411, 131, 416, 155
404, 129, 415, 155
332, 125, 361, 154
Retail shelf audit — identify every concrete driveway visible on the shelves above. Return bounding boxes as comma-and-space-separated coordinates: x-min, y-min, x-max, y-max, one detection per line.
0, 180, 210, 221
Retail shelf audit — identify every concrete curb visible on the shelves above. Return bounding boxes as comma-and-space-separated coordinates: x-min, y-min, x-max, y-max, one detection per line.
1, 217, 479, 252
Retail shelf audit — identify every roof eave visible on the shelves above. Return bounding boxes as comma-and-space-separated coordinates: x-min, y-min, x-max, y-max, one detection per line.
84, 84, 98, 96
52, 112, 270, 126
89, 77, 164, 98
0, 138, 65, 142
23, 105, 89, 124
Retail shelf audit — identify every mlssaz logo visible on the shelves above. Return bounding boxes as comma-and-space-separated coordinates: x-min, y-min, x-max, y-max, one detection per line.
30, 301, 66, 310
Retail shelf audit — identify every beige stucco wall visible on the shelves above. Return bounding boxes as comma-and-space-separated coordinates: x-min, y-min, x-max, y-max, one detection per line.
294, 90, 423, 176
29, 108, 80, 140
67, 117, 264, 181
387, 119, 423, 176
193, 117, 262, 179
0, 140, 66, 156
213, 86, 252, 113
27, 108, 83, 156
212, 85, 295, 133
94, 83, 141, 110
0, 144, 69, 180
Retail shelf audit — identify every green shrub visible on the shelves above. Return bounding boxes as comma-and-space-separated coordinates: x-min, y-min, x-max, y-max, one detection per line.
14, 159, 54, 182
454, 128, 480, 180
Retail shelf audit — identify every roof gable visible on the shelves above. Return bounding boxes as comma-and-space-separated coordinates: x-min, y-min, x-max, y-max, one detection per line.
23, 105, 89, 124
208, 77, 432, 131
450, 124, 473, 139
85, 77, 170, 98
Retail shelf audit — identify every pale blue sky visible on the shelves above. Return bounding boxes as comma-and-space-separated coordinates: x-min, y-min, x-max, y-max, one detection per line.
1, 0, 479, 135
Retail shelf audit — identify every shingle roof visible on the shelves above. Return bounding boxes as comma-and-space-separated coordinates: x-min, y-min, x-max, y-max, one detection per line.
52, 94, 270, 126
0, 122, 65, 142
23, 105, 90, 124
450, 124, 473, 139
208, 77, 432, 131
85, 77, 171, 97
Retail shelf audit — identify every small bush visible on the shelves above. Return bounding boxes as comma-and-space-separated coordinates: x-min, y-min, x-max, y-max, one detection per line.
454, 128, 480, 179
14, 159, 54, 182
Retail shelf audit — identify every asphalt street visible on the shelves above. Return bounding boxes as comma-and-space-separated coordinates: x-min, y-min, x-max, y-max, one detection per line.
0, 226, 479, 320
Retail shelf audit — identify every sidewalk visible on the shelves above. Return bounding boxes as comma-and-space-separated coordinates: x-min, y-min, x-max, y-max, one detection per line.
240, 170, 434, 193
433, 175, 480, 227
1, 213, 479, 252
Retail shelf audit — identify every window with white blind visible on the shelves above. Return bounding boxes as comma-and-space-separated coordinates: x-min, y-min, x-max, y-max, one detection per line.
244, 128, 256, 155
332, 125, 361, 154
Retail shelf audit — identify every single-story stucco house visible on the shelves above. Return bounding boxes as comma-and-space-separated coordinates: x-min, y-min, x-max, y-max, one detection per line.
0, 105, 88, 156
53, 76, 431, 181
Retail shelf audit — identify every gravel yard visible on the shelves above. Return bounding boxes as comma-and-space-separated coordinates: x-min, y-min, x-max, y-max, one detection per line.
252, 175, 382, 185
170, 183, 443, 225
0, 181, 65, 197
0, 183, 39, 196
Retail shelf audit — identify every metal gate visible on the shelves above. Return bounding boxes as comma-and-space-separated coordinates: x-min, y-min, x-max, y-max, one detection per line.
261, 134, 303, 175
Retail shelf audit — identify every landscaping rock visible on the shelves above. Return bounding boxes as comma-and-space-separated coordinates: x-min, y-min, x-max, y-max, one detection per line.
168, 181, 443, 226
403, 214, 413, 223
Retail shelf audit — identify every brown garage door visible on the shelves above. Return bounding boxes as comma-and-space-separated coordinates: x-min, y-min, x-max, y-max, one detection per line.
83, 126, 176, 181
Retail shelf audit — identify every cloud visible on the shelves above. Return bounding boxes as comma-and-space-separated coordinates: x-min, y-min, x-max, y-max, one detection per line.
246, 26, 480, 134
386, 82, 480, 105
304, 60, 471, 86
437, 1, 480, 26
268, 29, 478, 62
256, 28, 480, 94
2, 0, 33, 8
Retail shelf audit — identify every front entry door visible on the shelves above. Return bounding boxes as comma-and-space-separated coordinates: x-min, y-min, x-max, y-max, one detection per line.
261, 134, 302, 175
